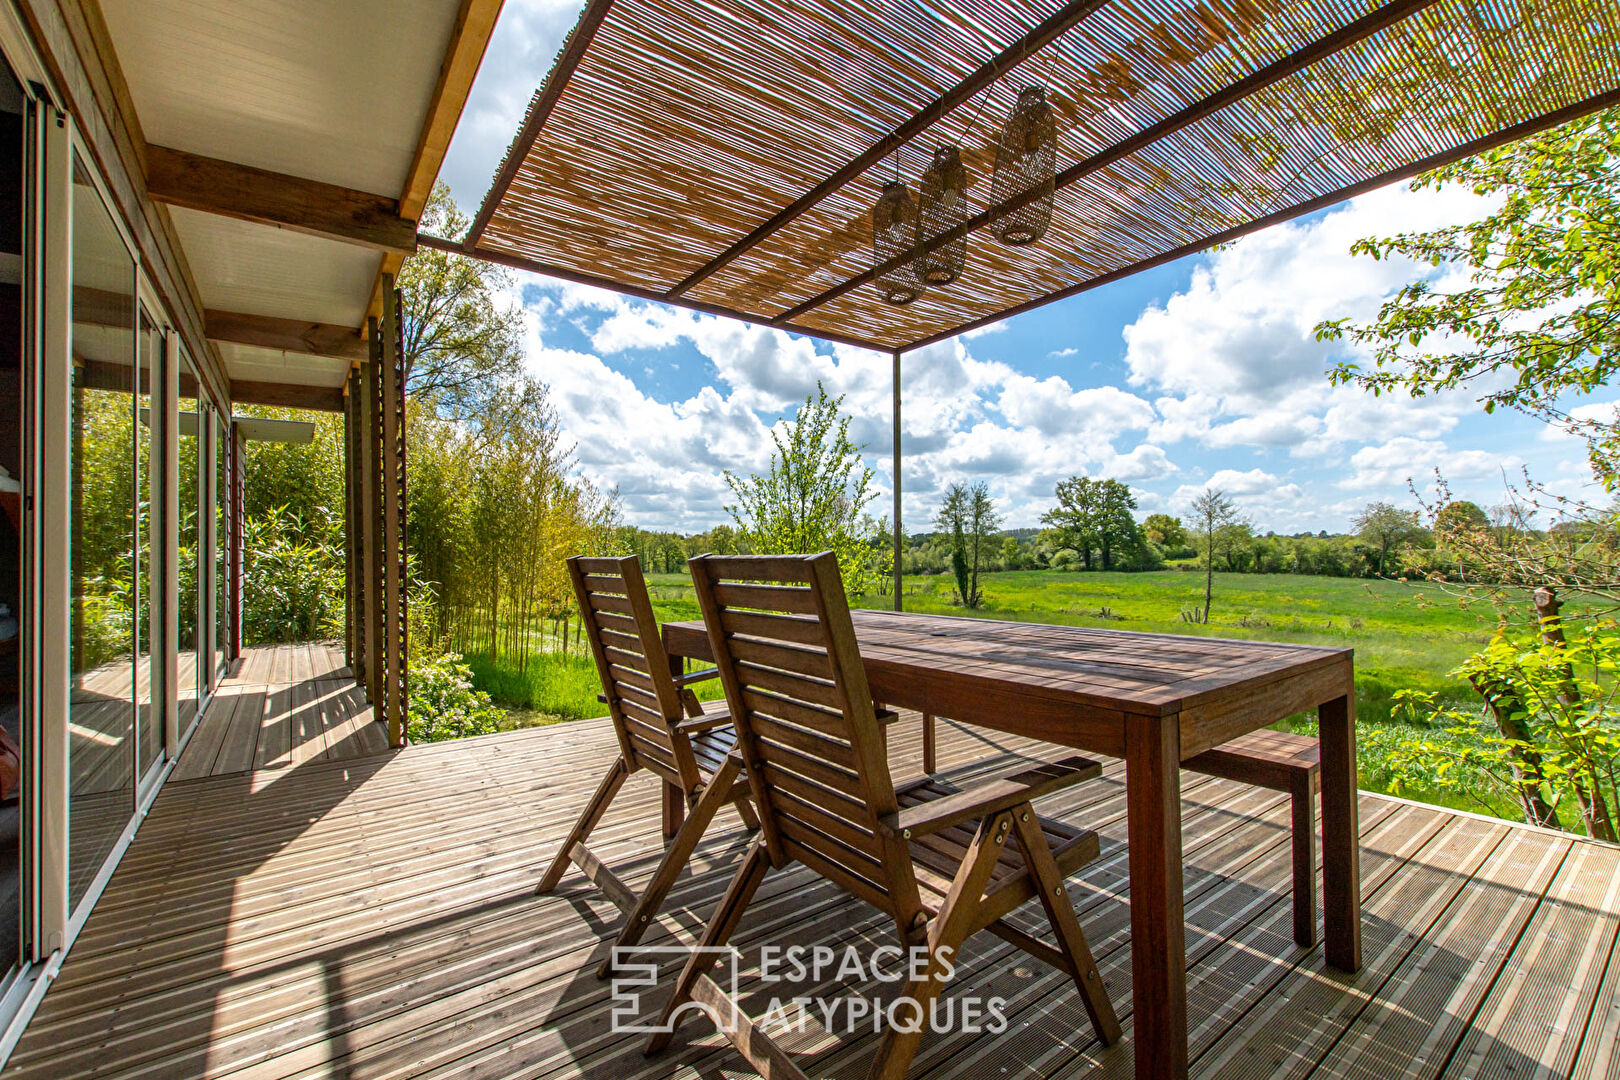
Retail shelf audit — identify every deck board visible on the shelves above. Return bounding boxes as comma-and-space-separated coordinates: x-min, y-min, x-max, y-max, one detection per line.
10, 698, 1619, 1079
169, 644, 376, 782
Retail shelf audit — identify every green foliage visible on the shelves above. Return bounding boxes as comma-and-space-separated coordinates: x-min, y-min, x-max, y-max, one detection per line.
936, 481, 1000, 608
1353, 500, 1428, 575
400, 183, 525, 421
1319, 106, 1620, 486
1041, 476, 1141, 571
1393, 624, 1620, 839
1143, 513, 1189, 552
725, 383, 886, 596
406, 651, 506, 743
241, 504, 344, 645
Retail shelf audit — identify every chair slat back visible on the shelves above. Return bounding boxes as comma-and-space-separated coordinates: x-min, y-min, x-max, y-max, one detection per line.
568, 556, 691, 784
690, 553, 915, 917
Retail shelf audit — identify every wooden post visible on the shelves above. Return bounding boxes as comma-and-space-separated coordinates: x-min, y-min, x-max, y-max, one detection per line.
892, 349, 902, 612
362, 323, 382, 713
342, 372, 357, 672
380, 279, 406, 748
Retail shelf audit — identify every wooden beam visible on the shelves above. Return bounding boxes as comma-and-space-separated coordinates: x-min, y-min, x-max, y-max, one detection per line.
205, 309, 367, 361
146, 144, 417, 254
465, 0, 615, 246
365, 0, 507, 324
415, 232, 887, 354
774, 0, 1445, 327
228, 379, 345, 412
664, 0, 1110, 299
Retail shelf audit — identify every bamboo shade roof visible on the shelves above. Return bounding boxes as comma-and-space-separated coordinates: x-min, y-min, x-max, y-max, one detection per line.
458, 0, 1620, 353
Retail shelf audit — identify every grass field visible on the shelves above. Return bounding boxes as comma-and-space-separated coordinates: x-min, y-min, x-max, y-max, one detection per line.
469, 567, 1529, 819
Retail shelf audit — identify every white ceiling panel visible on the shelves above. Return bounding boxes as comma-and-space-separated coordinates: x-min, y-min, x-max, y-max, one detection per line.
218, 341, 352, 389
171, 208, 381, 328
98, 0, 458, 197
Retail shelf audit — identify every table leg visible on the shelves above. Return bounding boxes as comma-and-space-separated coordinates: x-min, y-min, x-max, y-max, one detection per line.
1319, 688, 1362, 972
1126, 713, 1187, 1080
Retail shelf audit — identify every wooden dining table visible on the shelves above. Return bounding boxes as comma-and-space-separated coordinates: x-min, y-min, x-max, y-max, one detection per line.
663, 607, 1361, 1080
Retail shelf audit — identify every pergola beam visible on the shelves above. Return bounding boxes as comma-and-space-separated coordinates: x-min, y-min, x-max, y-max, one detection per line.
228, 379, 346, 412
206, 309, 368, 361
773, 0, 1444, 327
146, 145, 418, 255
664, 0, 1113, 298
417, 231, 889, 353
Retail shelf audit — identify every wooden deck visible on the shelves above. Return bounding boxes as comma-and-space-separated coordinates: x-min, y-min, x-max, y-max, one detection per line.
10, 704, 1620, 1079
171, 643, 386, 782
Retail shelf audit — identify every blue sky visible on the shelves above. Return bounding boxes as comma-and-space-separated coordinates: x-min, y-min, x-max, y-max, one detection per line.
434, 0, 1604, 536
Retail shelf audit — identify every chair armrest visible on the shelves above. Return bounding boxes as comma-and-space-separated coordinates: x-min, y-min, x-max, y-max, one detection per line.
674, 667, 720, 687
597, 692, 608, 705
676, 704, 732, 733
875, 707, 899, 725
878, 756, 1103, 838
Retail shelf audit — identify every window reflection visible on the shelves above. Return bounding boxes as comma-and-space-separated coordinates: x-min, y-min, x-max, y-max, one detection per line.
68, 154, 137, 909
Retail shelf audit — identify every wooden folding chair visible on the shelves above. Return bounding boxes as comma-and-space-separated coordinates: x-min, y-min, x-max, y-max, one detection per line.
646, 553, 1120, 1080
538, 556, 759, 977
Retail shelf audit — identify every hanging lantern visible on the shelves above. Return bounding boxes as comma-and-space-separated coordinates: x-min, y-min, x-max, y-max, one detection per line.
990, 86, 1056, 246
915, 145, 969, 285
872, 180, 924, 305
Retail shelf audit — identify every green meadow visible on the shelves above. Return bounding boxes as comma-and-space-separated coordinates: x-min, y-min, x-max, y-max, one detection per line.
476, 567, 1525, 817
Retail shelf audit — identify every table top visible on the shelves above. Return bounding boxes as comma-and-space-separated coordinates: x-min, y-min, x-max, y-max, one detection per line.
663, 608, 1351, 720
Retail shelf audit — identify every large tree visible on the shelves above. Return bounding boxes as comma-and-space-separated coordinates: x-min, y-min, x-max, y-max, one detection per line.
725, 383, 884, 596
399, 183, 525, 420
1353, 501, 1426, 576
1041, 476, 1140, 571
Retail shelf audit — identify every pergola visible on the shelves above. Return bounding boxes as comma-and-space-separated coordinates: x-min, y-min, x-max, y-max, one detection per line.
417, 0, 1620, 1076
424, 0, 1620, 605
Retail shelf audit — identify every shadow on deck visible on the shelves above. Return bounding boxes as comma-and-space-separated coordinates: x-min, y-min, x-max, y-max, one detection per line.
8, 685, 1619, 1079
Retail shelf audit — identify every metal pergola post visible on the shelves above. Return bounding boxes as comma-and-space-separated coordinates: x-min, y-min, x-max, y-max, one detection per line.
892, 349, 902, 612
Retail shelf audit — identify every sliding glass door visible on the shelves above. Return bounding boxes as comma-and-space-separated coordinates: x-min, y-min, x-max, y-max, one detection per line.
177, 352, 199, 734
66, 153, 137, 912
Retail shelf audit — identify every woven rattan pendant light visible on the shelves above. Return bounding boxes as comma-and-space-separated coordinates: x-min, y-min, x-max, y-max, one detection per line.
915, 146, 969, 285
990, 87, 1056, 246
872, 180, 924, 305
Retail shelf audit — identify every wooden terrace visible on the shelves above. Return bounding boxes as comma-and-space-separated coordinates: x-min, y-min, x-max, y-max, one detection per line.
10, 645, 1619, 1079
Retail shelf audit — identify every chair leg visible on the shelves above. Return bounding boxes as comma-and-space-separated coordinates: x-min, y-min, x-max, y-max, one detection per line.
867, 810, 1012, 1080
600, 756, 743, 979
735, 793, 761, 831
537, 757, 629, 895
1012, 810, 1121, 1045
662, 780, 686, 841
922, 713, 937, 774
645, 839, 772, 1056
1292, 769, 1319, 948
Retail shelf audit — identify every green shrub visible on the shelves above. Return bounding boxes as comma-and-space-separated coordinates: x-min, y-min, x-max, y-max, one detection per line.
242, 505, 344, 644
407, 651, 505, 742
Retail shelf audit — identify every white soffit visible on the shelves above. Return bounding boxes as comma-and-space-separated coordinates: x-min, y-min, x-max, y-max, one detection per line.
217, 341, 352, 389
97, 0, 459, 197
170, 209, 381, 328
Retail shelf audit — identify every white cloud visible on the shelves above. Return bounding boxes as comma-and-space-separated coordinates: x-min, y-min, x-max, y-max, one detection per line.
1341, 437, 1512, 491
1049, 347, 1079, 358
1124, 182, 1496, 456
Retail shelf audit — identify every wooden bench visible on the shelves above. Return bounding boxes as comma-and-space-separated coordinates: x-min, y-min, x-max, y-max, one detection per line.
1185, 728, 1321, 948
